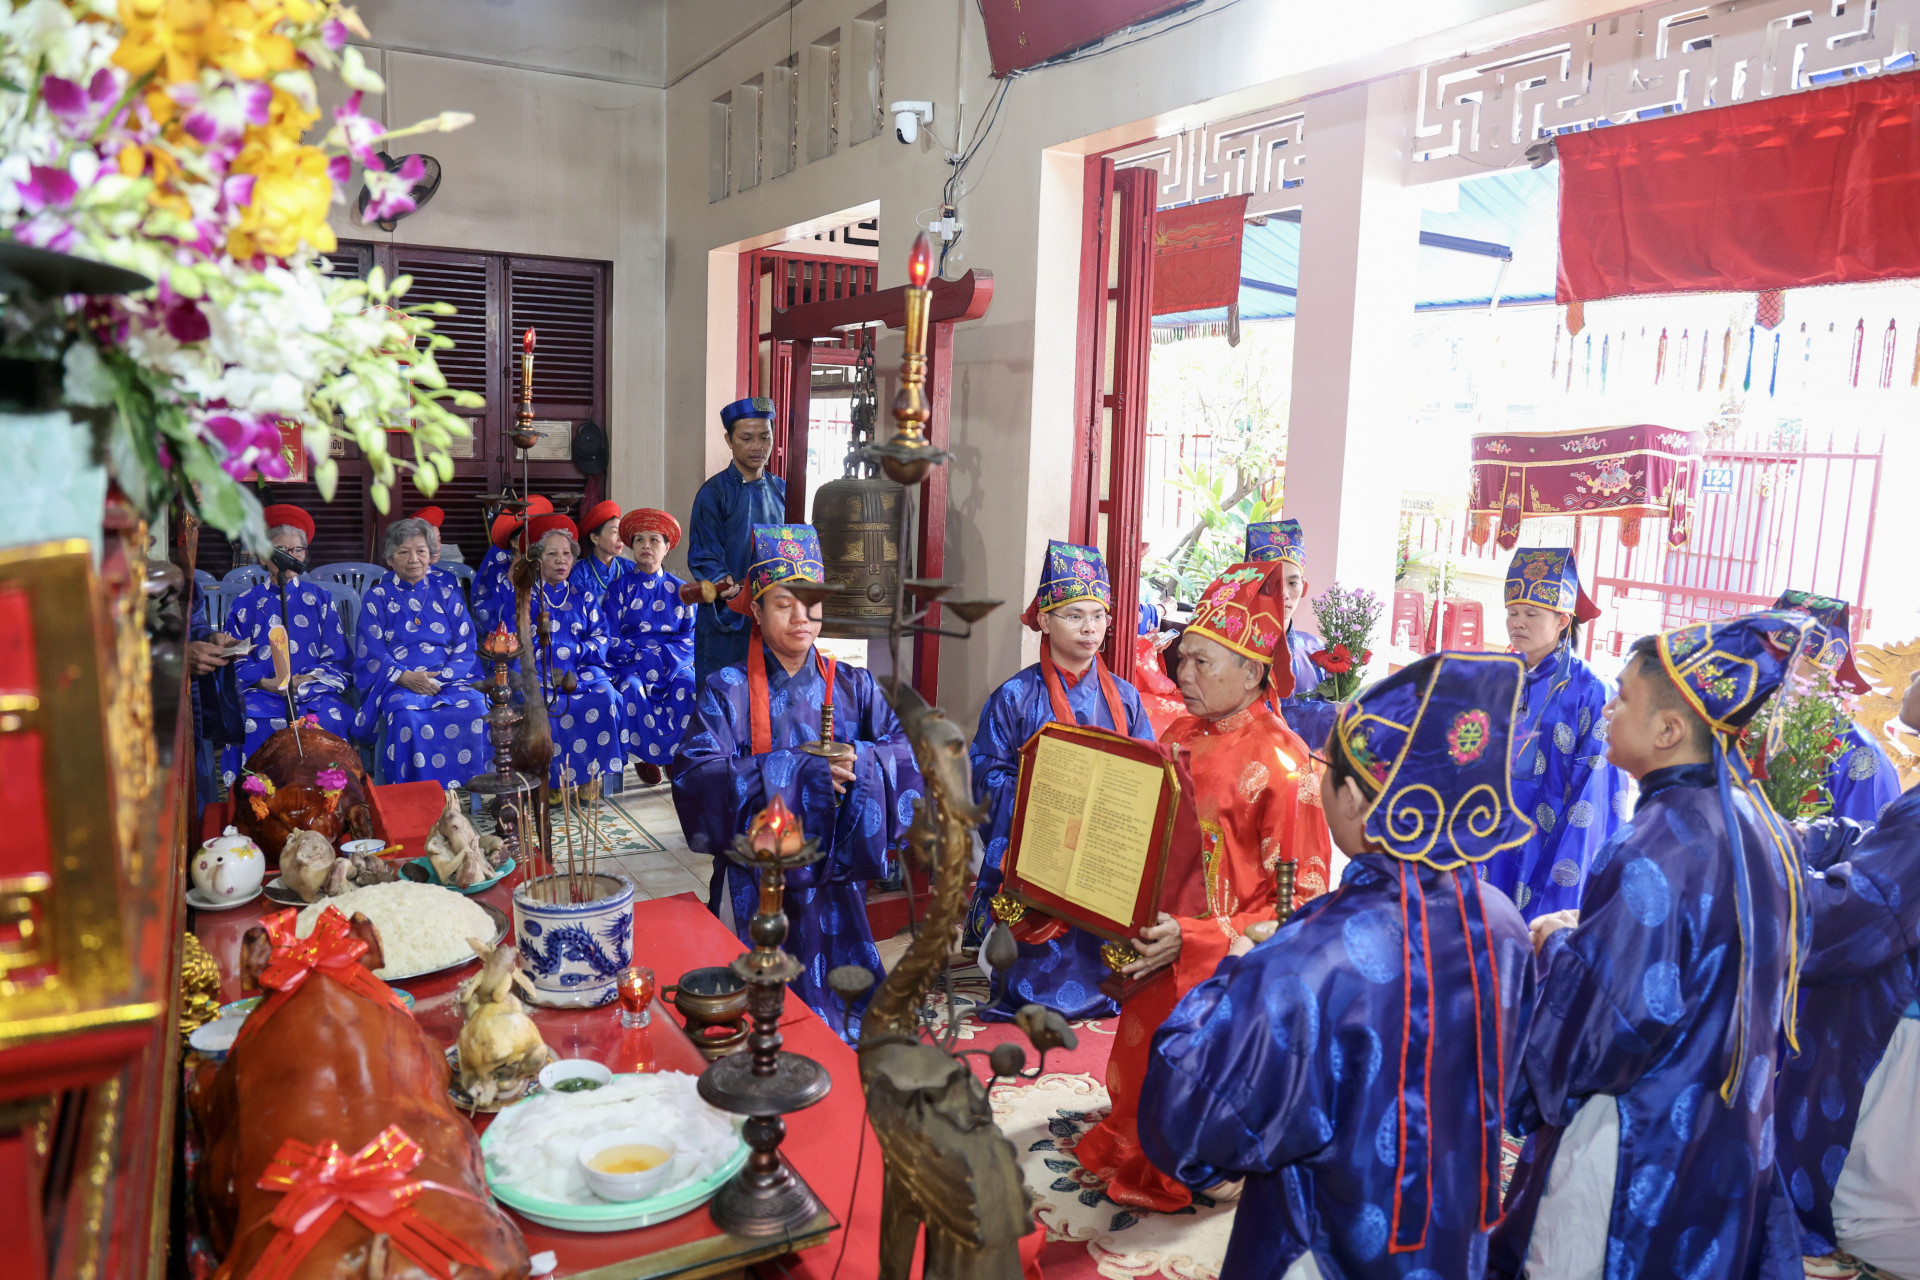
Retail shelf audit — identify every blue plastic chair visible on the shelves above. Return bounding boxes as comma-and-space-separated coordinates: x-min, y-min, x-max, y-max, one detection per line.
319, 579, 360, 642
222, 564, 269, 589
202, 581, 239, 631
436, 560, 476, 609
193, 568, 217, 590
308, 561, 389, 598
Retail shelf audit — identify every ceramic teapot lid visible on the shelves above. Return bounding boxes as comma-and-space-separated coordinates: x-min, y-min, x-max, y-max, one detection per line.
201, 826, 260, 858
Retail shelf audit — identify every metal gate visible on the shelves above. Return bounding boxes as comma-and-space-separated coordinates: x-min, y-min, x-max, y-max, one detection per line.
1584, 425, 1884, 657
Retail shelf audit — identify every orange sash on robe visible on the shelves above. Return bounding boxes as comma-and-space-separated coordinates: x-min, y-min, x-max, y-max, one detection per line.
1073, 702, 1332, 1212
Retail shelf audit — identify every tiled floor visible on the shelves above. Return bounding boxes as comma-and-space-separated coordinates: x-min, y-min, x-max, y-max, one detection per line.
595, 775, 711, 904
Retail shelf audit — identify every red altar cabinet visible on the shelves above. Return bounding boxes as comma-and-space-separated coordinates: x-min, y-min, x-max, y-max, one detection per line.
1, 514, 191, 1280
1467, 424, 1704, 551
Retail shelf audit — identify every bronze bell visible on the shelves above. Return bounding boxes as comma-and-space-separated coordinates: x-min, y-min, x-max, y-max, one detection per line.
811, 471, 902, 638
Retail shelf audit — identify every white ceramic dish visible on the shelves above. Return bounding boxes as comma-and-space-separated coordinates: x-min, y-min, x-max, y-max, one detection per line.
577, 1128, 679, 1203
186, 884, 263, 912
340, 839, 390, 857
538, 1059, 613, 1094
188, 1015, 246, 1058
482, 1131, 749, 1233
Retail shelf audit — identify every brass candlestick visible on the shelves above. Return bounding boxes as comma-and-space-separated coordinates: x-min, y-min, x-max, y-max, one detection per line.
508, 327, 539, 452
780, 580, 856, 762
697, 797, 833, 1237
1243, 859, 1300, 945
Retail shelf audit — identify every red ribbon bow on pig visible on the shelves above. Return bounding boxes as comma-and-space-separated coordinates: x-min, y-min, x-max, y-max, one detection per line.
249, 1126, 486, 1280
234, 907, 412, 1046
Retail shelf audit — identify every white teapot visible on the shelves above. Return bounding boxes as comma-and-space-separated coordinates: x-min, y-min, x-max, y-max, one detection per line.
191, 826, 266, 900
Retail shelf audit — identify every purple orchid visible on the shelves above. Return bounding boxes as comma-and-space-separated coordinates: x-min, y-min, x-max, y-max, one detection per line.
203, 413, 291, 480
361, 155, 425, 222
156, 281, 212, 343
177, 81, 270, 150
41, 69, 117, 124
321, 17, 351, 50
17, 165, 78, 212
331, 93, 387, 167
241, 774, 268, 795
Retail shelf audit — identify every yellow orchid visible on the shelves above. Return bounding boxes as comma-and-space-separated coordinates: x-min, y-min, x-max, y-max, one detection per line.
211, 0, 298, 81
114, 0, 220, 85
229, 143, 334, 259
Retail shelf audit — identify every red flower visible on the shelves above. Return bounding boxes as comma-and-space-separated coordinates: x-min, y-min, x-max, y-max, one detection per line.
1800, 788, 1821, 806
1311, 643, 1354, 675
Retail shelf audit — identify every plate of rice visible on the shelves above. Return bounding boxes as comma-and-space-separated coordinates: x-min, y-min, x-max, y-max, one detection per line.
293, 881, 506, 981
480, 1071, 748, 1231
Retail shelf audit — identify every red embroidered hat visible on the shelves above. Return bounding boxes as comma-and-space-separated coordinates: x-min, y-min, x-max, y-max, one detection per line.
1186, 560, 1291, 660
619, 508, 683, 551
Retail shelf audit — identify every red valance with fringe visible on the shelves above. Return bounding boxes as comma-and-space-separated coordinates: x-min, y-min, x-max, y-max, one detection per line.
1467, 425, 1704, 550
1557, 69, 1920, 303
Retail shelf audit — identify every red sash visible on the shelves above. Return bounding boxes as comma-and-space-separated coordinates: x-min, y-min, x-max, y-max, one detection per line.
1040, 646, 1130, 733
747, 626, 838, 755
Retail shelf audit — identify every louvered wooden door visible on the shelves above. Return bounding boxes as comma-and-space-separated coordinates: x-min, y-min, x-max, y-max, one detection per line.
199, 244, 610, 572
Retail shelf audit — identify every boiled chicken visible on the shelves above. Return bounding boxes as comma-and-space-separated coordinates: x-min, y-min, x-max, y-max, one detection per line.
455, 939, 553, 1109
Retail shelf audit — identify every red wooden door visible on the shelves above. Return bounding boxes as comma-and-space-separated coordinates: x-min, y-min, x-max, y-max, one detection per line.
1070, 158, 1156, 680
738, 249, 876, 481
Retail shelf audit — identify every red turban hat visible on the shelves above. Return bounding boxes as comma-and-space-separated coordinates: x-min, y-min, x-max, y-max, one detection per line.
618, 508, 683, 551
261, 504, 315, 544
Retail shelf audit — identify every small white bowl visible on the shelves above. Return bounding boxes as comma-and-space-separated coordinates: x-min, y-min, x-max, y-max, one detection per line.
340, 839, 388, 857
538, 1058, 613, 1095
578, 1128, 679, 1203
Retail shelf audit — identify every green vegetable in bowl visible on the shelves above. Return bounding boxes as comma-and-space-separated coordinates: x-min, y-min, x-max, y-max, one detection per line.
552, 1076, 603, 1093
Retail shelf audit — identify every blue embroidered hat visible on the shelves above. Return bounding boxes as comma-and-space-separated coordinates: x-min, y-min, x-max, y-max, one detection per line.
1328, 648, 1531, 1250
731, 524, 825, 612
1656, 608, 1813, 733
719, 396, 776, 430
1771, 589, 1870, 694
1504, 547, 1601, 621
1245, 519, 1304, 567
1331, 650, 1535, 870
1651, 609, 1815, 1106
1021, 540, 1113, 630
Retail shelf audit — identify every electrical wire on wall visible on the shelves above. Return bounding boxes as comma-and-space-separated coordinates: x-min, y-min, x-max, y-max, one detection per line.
931, 73, 1013, 278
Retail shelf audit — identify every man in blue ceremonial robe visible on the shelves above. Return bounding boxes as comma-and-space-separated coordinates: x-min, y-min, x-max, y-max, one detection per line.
1491, 614, 1825, 1280
1771, 589, 1901, 824
1137, 650, 1536, 1279
1776, 668, 1920, 1274
1245, 519, 1333, 751
671, 524, 921, 1040
688, 397, 786, 684
1487, 548, 1630, 918
966, 539, 1153, 1023
224, 503, 354, 778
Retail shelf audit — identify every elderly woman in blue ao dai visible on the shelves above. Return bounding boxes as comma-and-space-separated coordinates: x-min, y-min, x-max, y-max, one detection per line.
1485, 547, 1629, 919
605, 508, 695, 784
224, 504, 353, 778
525, 514, 627, 787
352, 516, 490, 786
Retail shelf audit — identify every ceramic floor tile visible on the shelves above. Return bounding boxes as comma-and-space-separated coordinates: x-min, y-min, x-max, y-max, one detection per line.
630, 866, 706, 901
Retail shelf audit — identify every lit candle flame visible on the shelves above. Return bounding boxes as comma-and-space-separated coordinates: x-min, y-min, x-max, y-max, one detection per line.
907, 231, 932, 288
523, 327, 537, 353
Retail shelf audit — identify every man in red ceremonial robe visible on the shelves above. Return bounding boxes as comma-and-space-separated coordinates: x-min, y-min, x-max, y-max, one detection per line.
1074, 558, 1332, 1213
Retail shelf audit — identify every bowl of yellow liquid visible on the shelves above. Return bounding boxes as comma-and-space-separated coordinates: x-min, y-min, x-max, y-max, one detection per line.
577, 1128, 680, 1202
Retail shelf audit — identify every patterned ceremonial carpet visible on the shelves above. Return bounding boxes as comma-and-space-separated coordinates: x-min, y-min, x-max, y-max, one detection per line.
922, 965, 1905, 1280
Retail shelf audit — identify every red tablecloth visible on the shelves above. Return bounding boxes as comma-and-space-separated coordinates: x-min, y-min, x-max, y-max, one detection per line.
192, 782, 1043, 1279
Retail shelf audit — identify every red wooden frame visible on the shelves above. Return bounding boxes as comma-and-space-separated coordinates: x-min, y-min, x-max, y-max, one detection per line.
1069, 158, 1156, 681
768, 270, 995, 705
737, 249, 879, 479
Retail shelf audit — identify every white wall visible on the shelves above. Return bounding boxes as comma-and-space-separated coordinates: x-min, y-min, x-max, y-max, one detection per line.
326, 0, 668, 511
661, 0, 1637, 728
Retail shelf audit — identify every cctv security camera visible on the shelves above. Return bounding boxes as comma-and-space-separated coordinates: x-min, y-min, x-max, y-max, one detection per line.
891, 100, 934, 145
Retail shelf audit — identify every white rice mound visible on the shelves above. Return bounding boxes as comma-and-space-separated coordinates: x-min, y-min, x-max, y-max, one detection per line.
484, 1072, 743, 1206
293, 881, 495, 979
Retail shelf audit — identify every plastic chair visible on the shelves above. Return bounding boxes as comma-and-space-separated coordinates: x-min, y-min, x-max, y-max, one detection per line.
437, 560, 476, 610
222, 564, 269, 589
308, 561, 389, 598
193, 568, 217, 590
319, 579, 360, 643
202, 582, 238, 632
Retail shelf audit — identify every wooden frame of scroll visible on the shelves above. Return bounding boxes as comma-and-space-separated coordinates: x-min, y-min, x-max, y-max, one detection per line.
999, 721, 1182, 955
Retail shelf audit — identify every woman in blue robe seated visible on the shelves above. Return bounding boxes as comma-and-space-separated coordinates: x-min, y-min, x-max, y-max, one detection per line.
352, 516, 491, 787
1245, 519, 1335, 751
224, 503, 353, 779
670, 524, 921, 1040
605, 508, 695, 783
1485, 547, 1629, 918
1139, 651, 1535, 1279
472, 496, 550, 633
523, 513, 627, 788
1772, 589, 1903, 824
569, 499, 635, 605
967, 539, 1152, 1023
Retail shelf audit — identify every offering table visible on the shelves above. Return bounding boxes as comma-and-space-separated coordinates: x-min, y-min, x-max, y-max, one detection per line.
192, 881, 883, 1279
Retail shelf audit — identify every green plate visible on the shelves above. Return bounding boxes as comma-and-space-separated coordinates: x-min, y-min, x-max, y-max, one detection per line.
480, 1094, 749, 1232
405, 855, 516, 895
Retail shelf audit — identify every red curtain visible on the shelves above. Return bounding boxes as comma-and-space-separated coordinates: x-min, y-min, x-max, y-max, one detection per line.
1557, 69, 1920, 303
1151, 195, 1248, 314
977, 0, 1190, 78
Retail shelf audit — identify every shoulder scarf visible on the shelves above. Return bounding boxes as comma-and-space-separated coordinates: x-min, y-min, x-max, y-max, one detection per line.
747, 626, 837, 755
1040, 645, 1129, 734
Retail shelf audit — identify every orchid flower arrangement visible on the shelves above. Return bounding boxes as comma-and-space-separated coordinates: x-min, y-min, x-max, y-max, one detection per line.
0, 0, 481, 545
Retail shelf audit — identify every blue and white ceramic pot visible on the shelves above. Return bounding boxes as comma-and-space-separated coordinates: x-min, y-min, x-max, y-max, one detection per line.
512, 872, 635, 1008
